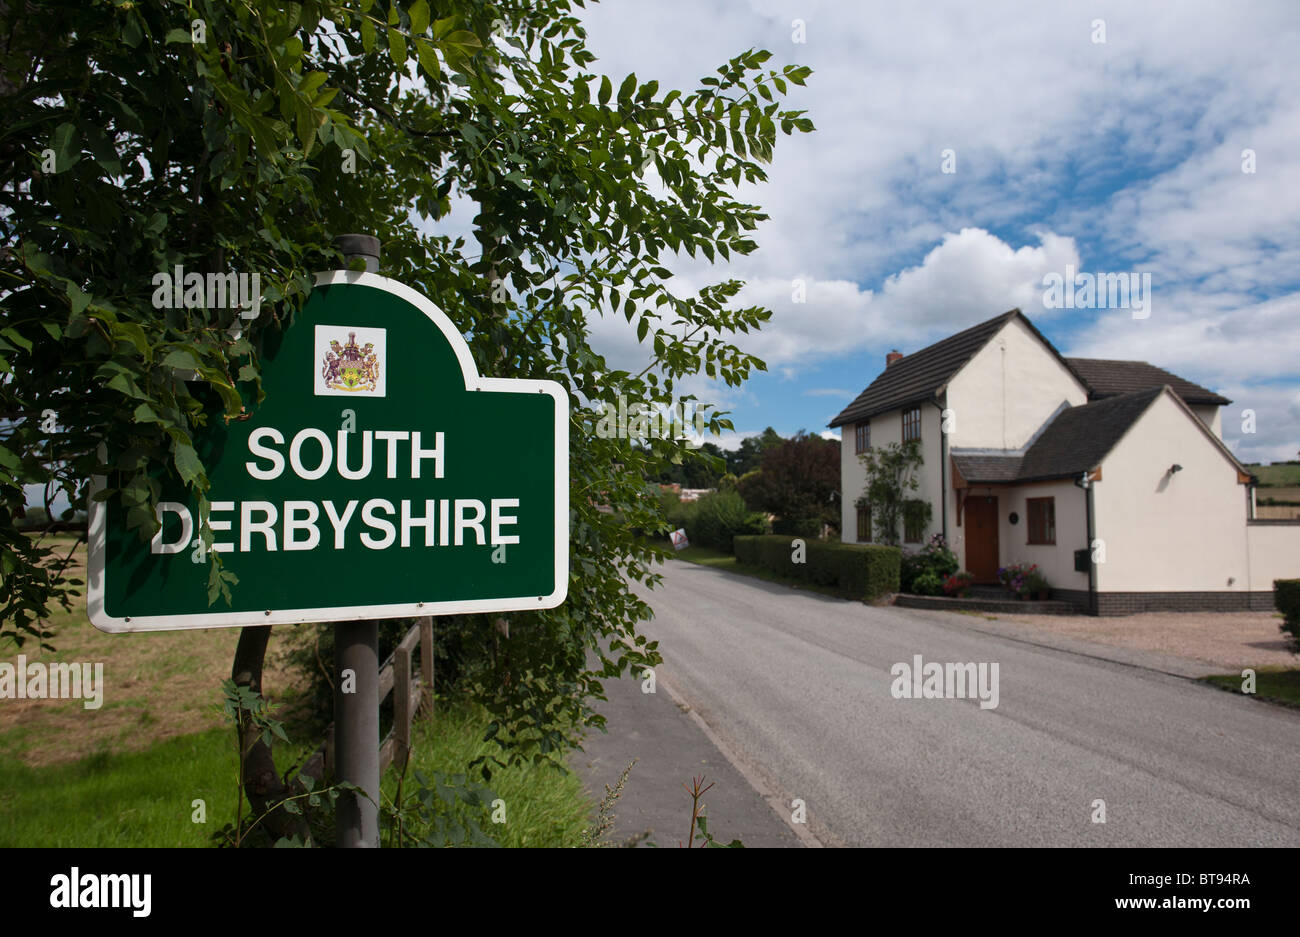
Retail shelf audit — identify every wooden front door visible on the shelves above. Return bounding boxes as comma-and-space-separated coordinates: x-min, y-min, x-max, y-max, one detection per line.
965, 496, 999, 583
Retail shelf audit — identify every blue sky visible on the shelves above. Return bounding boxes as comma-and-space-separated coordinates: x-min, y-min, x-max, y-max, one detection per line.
554, 0, 1300, 463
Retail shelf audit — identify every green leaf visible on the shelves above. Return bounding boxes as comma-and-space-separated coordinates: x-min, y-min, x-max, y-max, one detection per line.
66, 283, 92, 316
360, 17, 376, 52
163, 28, 191, 45
415, 38, 440, 81
1, 328, 32, 353
409, 0, 430, 35
598, 75, 612, 106
618, 73, 637, 105
172, 443, 204, 486
161, 348, 202, 370
49, 123, 80, 172
388, 28, 407, 68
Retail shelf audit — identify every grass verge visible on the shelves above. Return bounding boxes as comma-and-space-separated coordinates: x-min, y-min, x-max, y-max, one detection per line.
0, 699, 592, 847
383, 700, 591, 848
1201, 668, 1300, 708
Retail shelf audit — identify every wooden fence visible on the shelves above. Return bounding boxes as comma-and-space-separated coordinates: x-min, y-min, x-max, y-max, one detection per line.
320, 616, 434, 779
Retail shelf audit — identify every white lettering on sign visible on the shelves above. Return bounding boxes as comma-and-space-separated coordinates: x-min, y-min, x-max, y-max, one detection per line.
244, 426, 443, 481
152, 427, 517, 556
152, 502, 193, 554
153, 497, 525, 554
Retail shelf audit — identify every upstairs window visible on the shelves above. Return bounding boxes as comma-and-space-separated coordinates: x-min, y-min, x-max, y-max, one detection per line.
902, 406, 922, 443
1027, 497, 1056, 545
855, 422, 870, 453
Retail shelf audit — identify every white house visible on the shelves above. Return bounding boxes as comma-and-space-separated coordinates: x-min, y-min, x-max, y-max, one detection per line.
831, 309, 1299, 614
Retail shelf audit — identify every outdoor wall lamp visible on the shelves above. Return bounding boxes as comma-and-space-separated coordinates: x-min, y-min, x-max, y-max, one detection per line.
1168, 464, 1183, 474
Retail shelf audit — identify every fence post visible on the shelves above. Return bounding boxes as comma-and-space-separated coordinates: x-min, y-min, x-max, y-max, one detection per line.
393, 637, 412, 773
419, 616, 434, 717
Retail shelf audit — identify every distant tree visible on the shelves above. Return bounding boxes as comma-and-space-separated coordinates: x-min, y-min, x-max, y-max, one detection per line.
649, 441, 726, 489
726, 426, 783, 475
737, 430, 839, 533
16, 506, 49, 530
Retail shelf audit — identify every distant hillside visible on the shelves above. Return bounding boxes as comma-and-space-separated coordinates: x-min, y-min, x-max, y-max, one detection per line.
1245, 462, 1300, 487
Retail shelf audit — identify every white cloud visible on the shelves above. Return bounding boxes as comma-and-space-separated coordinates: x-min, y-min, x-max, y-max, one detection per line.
571, 0, 1300, 455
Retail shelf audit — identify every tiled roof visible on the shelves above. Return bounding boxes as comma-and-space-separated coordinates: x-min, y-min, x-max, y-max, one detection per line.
952, 387, 1164, 484
829, 310, 1019, 427
831, 309, 1231, 430
1064, 358, 1230, 406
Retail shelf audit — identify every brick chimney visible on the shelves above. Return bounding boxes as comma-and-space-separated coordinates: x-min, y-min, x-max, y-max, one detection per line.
886, 349, 903, 367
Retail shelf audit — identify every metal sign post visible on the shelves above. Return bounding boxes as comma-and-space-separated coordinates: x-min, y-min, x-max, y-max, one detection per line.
333, 237, 381, 849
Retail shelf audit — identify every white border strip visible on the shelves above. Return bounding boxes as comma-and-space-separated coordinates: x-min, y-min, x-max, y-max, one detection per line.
87, 271, 569, 633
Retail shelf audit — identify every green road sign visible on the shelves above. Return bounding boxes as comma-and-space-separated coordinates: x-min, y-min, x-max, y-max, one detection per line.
88, 271, 569, 633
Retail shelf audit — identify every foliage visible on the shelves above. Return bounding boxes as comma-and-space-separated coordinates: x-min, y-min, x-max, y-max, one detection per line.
0, 0, 814, 774
911, 571, 943, 596
857, 439, 925, 546
1276, 579, 1300, 654
724, 426, 784, 476
649, 441, 727, 489
733, 534, 900, 600
384, 767, 497, 848
691, 490, 767, 551
771, 516, 823, 537
667, 489, 764, 552
214, 678, 344, 848
901, 497, 933, 542
899, 533, 958, 593
680, 775, 742, 848
580, 757, 636, 848
942, 571, 974, 597
737, 429, 839, 535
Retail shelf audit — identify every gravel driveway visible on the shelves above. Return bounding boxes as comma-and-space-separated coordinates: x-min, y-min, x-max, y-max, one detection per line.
987, 609, 1295, 673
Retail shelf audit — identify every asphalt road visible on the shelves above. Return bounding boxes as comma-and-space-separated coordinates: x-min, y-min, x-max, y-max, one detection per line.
635, 560, 1300, 847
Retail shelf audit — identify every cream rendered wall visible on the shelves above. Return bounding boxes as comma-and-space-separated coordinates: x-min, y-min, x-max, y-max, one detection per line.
1092, 392, 1250, 592
945, 316, 1089, 450
1191, 404, 1223, 438
839, 403, 944, 544
992, 481, 1090, 590
1246, 524, 1300, 591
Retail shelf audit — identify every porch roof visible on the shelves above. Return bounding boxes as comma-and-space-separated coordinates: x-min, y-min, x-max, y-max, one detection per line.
952, 386, 1164, 484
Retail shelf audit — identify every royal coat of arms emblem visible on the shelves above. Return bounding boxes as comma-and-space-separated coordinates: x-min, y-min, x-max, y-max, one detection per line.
321, 331, 380, 393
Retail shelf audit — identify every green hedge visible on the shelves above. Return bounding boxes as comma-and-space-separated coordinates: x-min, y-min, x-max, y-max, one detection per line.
1277, 579, 1300, 654
732, 535, 900, 601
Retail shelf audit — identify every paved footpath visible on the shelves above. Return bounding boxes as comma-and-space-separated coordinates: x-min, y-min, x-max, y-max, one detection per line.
569, 654, 807, 848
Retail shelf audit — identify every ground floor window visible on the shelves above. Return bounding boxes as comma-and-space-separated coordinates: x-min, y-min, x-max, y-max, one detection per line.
1027, 496, 1055, 544
857, 505, 872, 542
904, 510, 923, 543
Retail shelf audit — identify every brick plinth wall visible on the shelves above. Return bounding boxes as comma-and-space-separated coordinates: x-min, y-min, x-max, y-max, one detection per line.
1052, 589, 1276, 616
